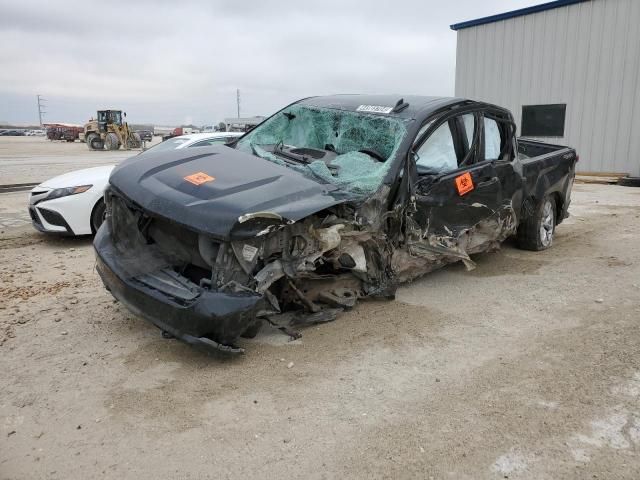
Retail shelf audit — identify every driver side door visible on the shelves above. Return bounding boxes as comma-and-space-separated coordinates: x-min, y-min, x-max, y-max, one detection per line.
409, 109, 503, 245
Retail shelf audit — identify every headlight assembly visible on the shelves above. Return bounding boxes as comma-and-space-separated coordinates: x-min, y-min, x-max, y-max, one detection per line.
46, 185, 92, 200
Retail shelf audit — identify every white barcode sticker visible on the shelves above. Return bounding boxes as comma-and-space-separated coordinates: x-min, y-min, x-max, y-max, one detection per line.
242, 244, 259, 261
356, 105, 393, 114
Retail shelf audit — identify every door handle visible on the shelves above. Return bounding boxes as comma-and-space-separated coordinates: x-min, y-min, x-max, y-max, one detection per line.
477, 177, 498, 188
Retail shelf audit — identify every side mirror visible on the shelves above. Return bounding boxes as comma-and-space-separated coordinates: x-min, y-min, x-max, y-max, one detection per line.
124, 112, 127, 117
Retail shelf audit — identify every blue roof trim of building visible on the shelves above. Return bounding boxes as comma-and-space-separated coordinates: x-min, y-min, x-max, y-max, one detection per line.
450, 0, 590, 31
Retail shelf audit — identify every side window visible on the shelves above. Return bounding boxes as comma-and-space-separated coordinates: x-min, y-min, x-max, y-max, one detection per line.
484, 117, 502, 160
415, 121, 457, 175
461, 114, 475, 151
189, 138, 224, 147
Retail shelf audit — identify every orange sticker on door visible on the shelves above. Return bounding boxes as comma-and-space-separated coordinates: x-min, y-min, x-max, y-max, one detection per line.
184, 172, 215, 185
455, 172, 474, 196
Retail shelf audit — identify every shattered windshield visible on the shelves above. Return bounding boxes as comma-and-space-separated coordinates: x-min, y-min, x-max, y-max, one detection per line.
236, 104, 407, 196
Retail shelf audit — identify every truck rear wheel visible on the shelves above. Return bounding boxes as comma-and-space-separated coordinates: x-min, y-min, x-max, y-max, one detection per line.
104, 132, 120, 150
517, 195, 556, 251
86, 133, 99, 150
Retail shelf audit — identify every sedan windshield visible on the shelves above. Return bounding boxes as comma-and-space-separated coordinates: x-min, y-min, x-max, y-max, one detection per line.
236, 105, 407, 196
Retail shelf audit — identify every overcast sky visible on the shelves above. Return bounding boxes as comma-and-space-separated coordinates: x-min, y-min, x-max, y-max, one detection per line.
0, 0, 539, 126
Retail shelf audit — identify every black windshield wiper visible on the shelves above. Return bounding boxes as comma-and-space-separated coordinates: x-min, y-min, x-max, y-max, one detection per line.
273, 142, 311, 164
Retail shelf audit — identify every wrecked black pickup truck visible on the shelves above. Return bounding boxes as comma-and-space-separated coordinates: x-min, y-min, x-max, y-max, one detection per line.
94, 95, 577, 354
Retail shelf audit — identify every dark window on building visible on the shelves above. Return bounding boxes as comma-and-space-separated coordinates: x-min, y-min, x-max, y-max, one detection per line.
521, 104, 566, 137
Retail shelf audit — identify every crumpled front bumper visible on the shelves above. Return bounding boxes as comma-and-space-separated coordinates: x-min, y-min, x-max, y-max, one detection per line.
94, 223, 267, 354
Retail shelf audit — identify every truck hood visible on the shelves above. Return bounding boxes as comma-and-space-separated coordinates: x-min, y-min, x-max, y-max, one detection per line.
108, 145, 347, 240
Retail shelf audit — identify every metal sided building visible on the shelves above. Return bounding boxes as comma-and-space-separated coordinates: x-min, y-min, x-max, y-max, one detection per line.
451, 0, 640, 176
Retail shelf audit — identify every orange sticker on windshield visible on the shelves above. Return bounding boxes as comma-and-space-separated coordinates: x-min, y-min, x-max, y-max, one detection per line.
184, 172, 215, 185
455, 172, 474, 196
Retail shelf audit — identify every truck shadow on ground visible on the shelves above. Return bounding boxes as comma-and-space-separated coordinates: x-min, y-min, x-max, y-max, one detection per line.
100, 205, 637, 366
108, 240, 538, 366
105, 297, 451, 426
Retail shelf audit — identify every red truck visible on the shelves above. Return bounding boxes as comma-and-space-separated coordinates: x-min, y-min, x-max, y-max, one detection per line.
46, 126, 83, 142
162, 127, 197, 141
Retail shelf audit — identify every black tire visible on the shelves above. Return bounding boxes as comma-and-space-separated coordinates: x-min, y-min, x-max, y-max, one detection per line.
104, 132, 120, 150
90, 199, 106, 234
517, 195, 556, 251
127, 132, 141, 149
618, 176, 640, 187
86, 133, 99, 150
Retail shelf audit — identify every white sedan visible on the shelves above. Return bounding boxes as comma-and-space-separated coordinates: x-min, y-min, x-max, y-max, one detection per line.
28, 132, 242, 235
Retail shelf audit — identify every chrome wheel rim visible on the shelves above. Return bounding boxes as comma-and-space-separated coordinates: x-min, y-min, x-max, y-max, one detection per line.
540, 200, 554, 247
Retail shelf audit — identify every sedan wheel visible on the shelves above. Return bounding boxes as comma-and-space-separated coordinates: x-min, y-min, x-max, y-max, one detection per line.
91, 200, 106, 234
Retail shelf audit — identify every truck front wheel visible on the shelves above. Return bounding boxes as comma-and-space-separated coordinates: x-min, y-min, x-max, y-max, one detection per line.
127, 132, 141, 149
517, 195, 556, 251
104, 132, 120, 150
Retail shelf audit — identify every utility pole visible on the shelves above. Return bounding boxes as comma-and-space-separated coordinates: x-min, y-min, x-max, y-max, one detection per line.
236, 89, 240, 118
36, 94, 46, 126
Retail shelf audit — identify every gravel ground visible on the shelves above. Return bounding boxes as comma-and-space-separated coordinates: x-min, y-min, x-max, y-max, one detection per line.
1, 139, 639, 479
0, 136, 156, 185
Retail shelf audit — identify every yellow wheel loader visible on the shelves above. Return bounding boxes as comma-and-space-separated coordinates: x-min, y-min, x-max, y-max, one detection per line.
84, 110, 141, 151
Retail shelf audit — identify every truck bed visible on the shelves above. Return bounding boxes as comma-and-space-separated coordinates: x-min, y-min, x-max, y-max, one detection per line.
516, 138, 578, 225
517, 138, 573, 160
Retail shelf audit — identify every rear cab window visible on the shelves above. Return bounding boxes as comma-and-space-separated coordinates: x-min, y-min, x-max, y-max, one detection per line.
484, 117, 502, 161
481, 109, 515, 162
